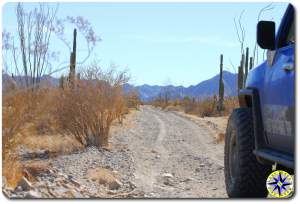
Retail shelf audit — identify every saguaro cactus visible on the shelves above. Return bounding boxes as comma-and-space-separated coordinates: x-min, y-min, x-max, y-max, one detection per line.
244, 47, 249, 86
217, 54, 224, 112
59, 75, 65, 89
238, 66, 243, 91
249, 57, 254, 70
69, 29, 77, 88
238, 54, 244, 91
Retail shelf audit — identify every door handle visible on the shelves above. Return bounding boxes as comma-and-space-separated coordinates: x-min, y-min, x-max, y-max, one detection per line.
283, 64, 294, 72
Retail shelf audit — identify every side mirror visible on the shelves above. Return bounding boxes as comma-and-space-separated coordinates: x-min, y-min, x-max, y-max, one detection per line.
257, 21, 275, 50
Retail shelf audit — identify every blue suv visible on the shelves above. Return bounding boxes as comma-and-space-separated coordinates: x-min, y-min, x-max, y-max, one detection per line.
224, 4, 295, 197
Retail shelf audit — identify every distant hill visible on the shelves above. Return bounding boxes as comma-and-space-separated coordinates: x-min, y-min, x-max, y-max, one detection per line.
2, 73, 59, 91
125, 71, 238, 101
3, 71, 237, 101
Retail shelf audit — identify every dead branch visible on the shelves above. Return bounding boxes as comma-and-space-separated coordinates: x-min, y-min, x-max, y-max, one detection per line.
252, 3, 274, 65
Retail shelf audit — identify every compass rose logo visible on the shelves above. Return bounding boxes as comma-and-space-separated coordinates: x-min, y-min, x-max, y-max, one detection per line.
266, 170, 293, 198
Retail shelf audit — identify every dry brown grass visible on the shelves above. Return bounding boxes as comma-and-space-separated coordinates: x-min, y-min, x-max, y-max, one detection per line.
2, 64, 135, 187
159, 96, 238, 117
3, 88, 81, 144
2, 156, 24, 188
20, 133, 83, 155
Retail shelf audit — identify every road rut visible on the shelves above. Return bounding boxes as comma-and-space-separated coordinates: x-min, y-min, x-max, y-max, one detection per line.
111, 106, 226, 198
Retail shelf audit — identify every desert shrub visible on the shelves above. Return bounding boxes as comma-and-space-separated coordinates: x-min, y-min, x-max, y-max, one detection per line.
165, 105, 182, 112
2, 86, 76, 187
160, 96, 238, 117
56, 63, 129, 148
126, 90, 141, 110
197, 97, 218, 117
182, 96, 193, 113
173, 98, 181, 106
151, 95, 169, 109
181, 97, 216, 117
115, 94, 128, 124
3, 88, 39, 160
151, 99, 161, 108
2, 87, 50, 187
2, 64, 131, 186
223, 96, 239, 115
31, 88, 61, 135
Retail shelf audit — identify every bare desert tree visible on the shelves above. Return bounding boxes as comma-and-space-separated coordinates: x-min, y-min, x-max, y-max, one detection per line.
2, 2, 101, 88
234, 10, 246, 56
232, 3, 274, 68
252, 3, 274, 65
2, 30, 13, 73
13, 3, 58, 88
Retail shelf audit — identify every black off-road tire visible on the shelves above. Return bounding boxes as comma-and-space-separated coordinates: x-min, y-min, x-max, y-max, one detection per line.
224, 108, 271, 197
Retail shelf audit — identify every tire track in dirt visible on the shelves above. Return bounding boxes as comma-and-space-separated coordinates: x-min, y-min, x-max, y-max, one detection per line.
122, 106, 227, 198
166, 111, 224, 167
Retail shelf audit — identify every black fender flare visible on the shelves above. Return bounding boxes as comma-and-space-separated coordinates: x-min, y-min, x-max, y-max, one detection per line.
238, 88, 267, 151
239, 88, 294, 168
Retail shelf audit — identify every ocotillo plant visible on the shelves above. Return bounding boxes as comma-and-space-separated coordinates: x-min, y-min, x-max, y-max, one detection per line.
217, 54, 224, 112
69, 29, 77, 88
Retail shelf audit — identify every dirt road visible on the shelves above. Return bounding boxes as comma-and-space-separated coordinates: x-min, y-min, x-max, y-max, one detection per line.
4, 106, 227, 198
111, 106, 226, 198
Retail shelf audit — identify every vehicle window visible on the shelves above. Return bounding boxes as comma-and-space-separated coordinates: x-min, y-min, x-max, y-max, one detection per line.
277, 5, 294, 48
286, 20, 295, 44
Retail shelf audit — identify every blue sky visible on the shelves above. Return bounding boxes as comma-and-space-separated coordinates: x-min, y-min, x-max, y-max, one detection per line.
2, 2, 288, 86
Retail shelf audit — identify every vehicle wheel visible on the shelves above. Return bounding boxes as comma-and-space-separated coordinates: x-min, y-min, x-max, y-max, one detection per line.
224, 108, 271, 197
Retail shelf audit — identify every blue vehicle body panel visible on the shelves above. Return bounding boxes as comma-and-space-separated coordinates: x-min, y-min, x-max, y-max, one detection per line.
263, 45, 294, 108
244, 4, 294, 157
262, 45, 294, 154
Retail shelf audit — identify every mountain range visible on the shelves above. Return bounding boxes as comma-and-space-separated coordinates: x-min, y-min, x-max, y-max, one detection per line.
124, 71, 238, 101
2, 71, 237, 101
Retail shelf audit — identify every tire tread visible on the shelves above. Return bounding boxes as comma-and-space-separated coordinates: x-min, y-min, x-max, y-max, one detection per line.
224, 108, 271, 197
